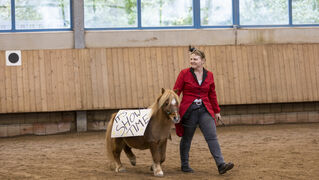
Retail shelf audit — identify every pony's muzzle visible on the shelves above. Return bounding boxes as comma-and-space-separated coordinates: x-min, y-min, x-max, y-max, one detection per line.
173, 115, 180, 124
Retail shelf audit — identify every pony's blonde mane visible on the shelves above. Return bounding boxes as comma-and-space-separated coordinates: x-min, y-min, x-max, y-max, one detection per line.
148, 89, 180, 116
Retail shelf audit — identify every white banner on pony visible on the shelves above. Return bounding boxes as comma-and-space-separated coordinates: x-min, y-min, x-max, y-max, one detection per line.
111, 109, 152, 138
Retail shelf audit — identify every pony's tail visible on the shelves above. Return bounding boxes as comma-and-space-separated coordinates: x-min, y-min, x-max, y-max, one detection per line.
105, 113, 116, 164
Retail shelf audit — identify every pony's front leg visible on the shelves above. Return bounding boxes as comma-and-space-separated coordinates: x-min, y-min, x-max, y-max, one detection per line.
160, 140, 167, 164
150, 144, 164, 177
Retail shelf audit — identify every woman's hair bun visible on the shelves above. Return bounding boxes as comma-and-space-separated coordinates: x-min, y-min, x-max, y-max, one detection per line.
188, 45, 205, 59
189, 45, 196, 53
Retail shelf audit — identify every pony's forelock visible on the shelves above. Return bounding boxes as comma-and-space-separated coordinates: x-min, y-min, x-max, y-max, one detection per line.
149, 89, 180, 116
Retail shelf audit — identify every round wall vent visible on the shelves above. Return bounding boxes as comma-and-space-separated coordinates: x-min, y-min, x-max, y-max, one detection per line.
6, 50, 22, 66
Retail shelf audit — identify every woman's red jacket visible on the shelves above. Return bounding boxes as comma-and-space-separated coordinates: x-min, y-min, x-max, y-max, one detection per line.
173, 68, 221, 137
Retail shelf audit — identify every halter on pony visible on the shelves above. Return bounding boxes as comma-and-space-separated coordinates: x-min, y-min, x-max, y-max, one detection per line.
150, 88, 180, 124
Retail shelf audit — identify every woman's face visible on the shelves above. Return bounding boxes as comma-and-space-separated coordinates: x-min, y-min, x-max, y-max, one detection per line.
190, 53, 204, 70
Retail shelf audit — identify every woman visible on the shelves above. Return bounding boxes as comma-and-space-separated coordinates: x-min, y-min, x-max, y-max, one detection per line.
173, 46, 234, 174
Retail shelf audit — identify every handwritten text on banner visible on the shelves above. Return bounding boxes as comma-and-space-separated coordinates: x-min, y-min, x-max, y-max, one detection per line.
111, 109, 152, 138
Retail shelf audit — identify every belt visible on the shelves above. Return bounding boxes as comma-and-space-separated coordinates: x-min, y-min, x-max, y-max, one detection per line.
193, 99, 202, 106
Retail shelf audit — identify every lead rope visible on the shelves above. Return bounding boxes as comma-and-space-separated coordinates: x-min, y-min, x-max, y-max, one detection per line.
217, 117, 226, 126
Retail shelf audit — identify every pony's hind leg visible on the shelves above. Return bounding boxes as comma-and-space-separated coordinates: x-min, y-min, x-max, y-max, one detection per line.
106, 113, 126, 172
124, 144, 136, 166
112, 139, 126, 173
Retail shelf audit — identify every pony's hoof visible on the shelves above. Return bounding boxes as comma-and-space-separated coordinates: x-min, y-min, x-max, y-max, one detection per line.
115, 167, 126, 173
154, 170, 164, 177
130, 158, 136, 166
119, 168, 127, 173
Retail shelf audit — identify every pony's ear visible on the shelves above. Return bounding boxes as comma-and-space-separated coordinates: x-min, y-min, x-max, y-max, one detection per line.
161, 88, 165, 94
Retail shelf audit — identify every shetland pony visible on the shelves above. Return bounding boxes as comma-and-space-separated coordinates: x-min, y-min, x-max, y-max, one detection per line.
105, 88, 180, 176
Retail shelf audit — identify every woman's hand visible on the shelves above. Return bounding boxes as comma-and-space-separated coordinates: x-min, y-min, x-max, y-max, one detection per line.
215, 113, 221, 120
215, 113, 225, 126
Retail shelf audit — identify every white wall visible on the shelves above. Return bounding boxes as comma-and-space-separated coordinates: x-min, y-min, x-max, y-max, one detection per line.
0, 31, 74, 50
0, 27, 319, 50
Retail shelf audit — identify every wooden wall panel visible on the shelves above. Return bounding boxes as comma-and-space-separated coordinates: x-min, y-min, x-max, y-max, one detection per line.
126, 49, 135, 107
16, 51, 25, 112
313, 45, 319, 100
0, 44, 319, 113
0, 51, 6, 112
134, 48, 144, 107
74, 50, 81, 108
310, 45, 319, 100
78, 49, 88, 108
144, 48, 154, 105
